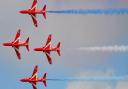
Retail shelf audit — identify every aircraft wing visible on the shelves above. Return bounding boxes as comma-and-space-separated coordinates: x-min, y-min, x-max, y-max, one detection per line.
14, 46, 21, 59
31, 14, 38, 27
45, 34, 52, 46
30, 66, 38, 83
30, 74, 37, 82
45, 52, 52, 64
13, 30, 20, 44
32, 65, 38, 77
31, 0, 37, 10
44, 34, 52, 49
31, 82, 37, 89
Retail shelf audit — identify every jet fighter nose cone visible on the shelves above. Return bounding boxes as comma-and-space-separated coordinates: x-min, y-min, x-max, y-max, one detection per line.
19, 10, 24, 13
34, 48, 37, 51
19, 10, 22, 13
3, 43, 8, 46
20, 79, 24, 82
2, 42, 11, 46
3, 43, 6, 46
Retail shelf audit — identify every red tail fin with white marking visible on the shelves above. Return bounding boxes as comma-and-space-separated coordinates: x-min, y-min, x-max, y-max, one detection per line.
25, 37, 29, 51
42, 73, 47, 87
56, 42, 61, 56
42, 5, 46, 19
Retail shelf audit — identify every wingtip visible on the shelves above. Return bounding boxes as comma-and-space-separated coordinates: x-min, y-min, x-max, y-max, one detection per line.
17, 29, 21, 34
18, 28, 21, 31
35, 24, 38, 27
44, 4, 46, 7
49, 34, 52, 38
35, 65, 38, 69
18, 57, 21, 60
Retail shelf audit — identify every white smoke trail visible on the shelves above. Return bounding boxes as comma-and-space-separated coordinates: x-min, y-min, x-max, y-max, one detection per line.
47, 76, 128, 81
78, 45, 128, 52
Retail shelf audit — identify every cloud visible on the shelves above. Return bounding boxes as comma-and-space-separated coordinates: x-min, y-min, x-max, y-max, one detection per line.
66, 81, 113, 89
78, 45, 128, 52
66, 70, 128, 89
116, 82, 128, 89
66, 78, 128, 89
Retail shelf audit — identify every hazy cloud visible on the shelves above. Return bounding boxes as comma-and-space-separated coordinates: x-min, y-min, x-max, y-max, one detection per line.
66, 71, 128, 89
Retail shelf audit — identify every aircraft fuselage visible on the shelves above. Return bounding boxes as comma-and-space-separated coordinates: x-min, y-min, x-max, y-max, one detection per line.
3, 42, 28, 47
34, 47, 57, 52
20, 78, 45, 82
19, 9, 45, 14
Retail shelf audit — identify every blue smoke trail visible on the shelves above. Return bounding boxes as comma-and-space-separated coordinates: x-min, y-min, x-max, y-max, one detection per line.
47, 8, 128, 15
47, 76, 128, 81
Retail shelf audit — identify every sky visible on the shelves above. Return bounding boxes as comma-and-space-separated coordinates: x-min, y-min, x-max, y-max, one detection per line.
0, 0, 128, 89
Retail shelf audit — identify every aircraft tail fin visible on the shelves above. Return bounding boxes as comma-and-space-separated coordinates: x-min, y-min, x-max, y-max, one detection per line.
42, 73, 47, 87
25, 37, 29, 51
42, 5, 46, 19
56, 42, 61, 56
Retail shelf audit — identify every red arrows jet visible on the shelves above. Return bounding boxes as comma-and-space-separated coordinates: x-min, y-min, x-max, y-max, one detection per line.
34, 34, 61, 64
19, 0, 46, 27
20, 65, 47, 89
3, 30, 29, 59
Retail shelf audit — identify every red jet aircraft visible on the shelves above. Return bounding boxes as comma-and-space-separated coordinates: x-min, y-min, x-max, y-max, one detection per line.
34, 34, 61, 64
3, 30, 29, 59
19, 0, 46, 27
20, 65, 47, 89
